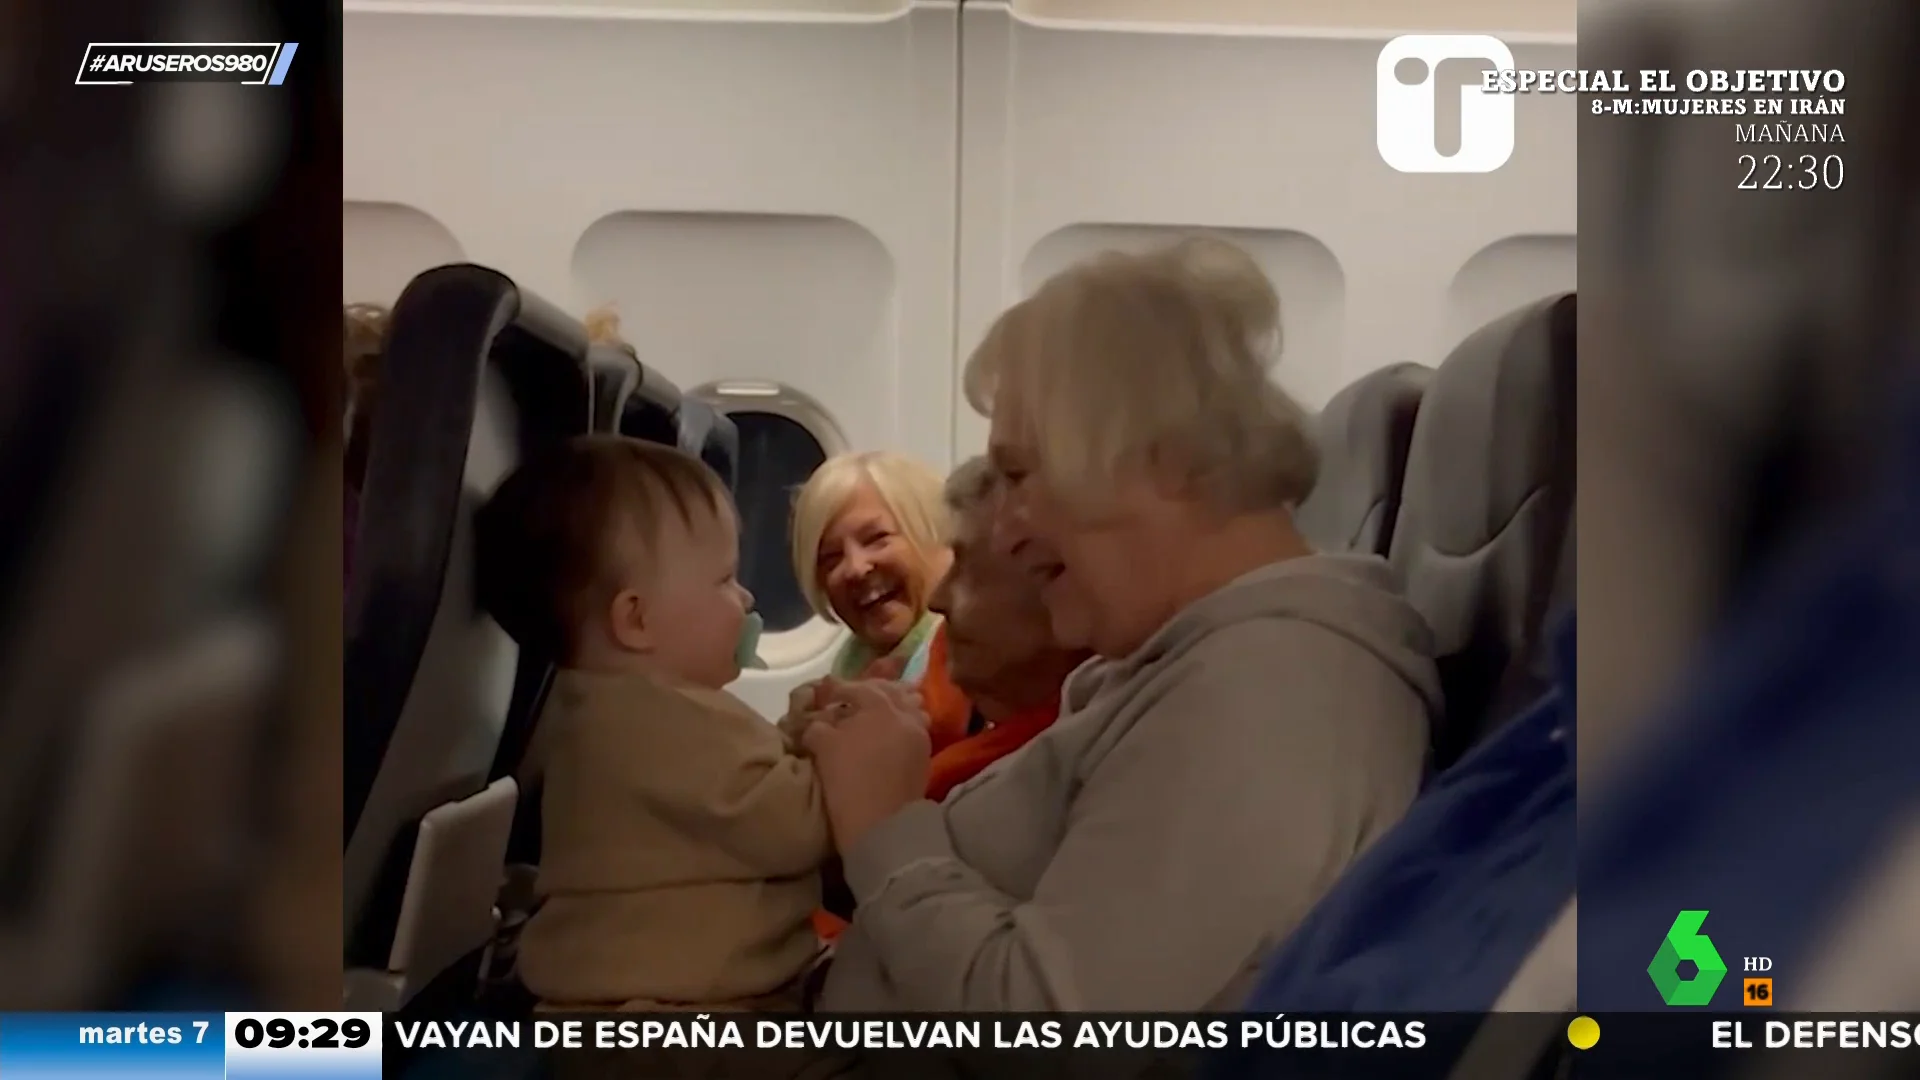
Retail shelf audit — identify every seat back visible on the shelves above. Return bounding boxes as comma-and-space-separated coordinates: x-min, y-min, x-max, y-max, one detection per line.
585, 345, 644, 435
344, 777, 519, 1011
578, 343, 739, 483
1390, 294, 1575, 770
1296, 362, 1433, 555
343, 265, 590, 967
626, 364, 741, 486
679, 395, 741, 494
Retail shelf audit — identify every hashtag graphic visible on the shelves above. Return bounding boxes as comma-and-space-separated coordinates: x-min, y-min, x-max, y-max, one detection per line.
90, 53, 104, 71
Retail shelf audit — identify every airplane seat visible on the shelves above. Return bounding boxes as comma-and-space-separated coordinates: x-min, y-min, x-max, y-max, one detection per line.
343, 264, 592, 1008
490, 344, 741, 870
1389, 293, 1575, 772
344, 778, 520, 1013
580, 339, 741, 481
679, 394, 741, 494
1295, 362, 1434, 555
585, 345, 636, 427
623, 360, 742, 490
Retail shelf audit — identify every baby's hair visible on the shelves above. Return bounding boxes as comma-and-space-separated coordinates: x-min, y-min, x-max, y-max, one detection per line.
473, 435, 731, 662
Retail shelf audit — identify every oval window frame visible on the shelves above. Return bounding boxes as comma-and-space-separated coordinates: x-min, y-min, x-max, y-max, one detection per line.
690, 380, 848, 671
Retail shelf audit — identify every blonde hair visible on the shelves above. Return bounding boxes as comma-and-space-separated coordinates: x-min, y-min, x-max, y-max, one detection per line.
584, 304, 632, 352
962, 236, 1319, 514
789, 451, 951, 624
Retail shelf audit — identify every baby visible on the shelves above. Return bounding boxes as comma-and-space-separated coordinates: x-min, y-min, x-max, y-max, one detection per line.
473, 434, 831, 1011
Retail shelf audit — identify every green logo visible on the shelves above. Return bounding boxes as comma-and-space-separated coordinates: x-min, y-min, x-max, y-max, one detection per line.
1648, 910, 1727, 1006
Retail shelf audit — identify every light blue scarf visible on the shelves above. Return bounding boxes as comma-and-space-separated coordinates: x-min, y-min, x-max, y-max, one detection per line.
831, 610, 940, 685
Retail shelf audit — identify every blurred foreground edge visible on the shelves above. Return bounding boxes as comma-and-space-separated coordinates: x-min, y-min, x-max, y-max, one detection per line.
0, 0, 342, 1008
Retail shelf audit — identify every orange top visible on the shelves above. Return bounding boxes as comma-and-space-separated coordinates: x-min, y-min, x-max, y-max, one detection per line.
813, 625, 1064, 943
921, 627, 976, 758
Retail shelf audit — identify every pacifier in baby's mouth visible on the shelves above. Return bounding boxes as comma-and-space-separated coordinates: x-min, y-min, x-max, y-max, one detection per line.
735, 611, 768, 670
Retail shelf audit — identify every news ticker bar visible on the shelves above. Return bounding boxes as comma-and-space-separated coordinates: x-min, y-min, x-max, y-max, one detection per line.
0, 1012, 1912, 1077
395, 1013, 1919, 1054
74, 43, 299, 86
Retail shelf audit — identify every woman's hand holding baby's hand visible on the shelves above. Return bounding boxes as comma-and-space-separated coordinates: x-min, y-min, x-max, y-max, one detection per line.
801, 677, 932, 852
783, 658, 923, 756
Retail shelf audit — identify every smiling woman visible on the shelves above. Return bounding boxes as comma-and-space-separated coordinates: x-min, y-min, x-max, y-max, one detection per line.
790, 451, 953, 682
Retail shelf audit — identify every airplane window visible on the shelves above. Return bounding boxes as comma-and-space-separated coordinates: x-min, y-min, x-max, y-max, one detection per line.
731, 410, 828, 635
690, 381, 846, 664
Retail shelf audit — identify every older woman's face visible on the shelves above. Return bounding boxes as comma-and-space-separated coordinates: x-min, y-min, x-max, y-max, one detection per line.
985, 399, 1182, 659
817, 480, 936, 653
926, 498, 1067, 697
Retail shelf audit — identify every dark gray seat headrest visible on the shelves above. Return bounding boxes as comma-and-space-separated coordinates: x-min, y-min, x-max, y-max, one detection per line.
1391, 293, 1575, 767
1297, 362, 1434, 555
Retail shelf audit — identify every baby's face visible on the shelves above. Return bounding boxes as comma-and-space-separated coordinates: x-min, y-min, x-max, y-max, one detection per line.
635, 502, 755, 691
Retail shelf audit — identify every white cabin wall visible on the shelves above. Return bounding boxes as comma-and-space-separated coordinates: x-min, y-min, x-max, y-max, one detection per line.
950, 0, 1577, 456
343, 0, 1575, 716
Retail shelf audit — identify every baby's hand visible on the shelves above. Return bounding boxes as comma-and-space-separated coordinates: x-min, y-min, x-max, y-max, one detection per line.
777, 708, 812, 752
793, 681, 829, 712
778, 683, 831, 751
778, 666, 917, 752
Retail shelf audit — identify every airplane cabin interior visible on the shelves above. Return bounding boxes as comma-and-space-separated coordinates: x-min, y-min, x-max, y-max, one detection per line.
344, 0, 1578, 1027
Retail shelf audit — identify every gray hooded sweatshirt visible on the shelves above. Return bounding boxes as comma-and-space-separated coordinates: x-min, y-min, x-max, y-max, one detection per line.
817, 552, 1442, 1013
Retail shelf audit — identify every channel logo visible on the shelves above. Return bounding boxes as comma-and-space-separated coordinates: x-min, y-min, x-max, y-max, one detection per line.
1375, 34, 1516, 174
1649, 909, 1729, 1006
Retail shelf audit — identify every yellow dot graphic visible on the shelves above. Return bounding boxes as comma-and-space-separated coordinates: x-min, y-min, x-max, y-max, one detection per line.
1567, 1016, 1600, 1050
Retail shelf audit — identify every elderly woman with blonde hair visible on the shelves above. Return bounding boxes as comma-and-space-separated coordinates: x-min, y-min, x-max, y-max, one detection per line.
799, 237, 1442, 1012
790, 451, 953, 683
